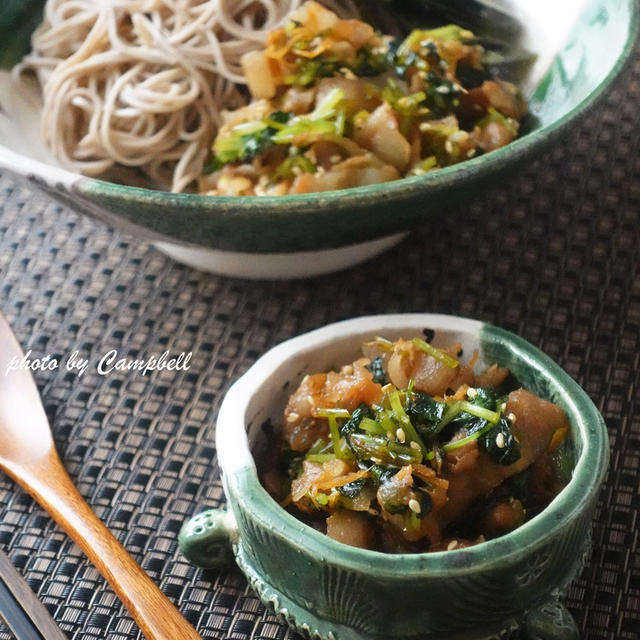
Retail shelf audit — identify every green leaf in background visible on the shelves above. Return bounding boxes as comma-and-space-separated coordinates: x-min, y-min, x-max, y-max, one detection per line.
0, 0, 46, 69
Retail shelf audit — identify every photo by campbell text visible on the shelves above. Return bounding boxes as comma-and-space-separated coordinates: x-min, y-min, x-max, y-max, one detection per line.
4, 349, 192, 378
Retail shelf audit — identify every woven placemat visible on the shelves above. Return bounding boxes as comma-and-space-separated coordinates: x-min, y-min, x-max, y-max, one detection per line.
0, 41, 639, 640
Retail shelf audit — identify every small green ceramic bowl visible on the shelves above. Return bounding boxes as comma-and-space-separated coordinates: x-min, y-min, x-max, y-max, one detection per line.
0, 1, 637, 278
180, 314, 608, 640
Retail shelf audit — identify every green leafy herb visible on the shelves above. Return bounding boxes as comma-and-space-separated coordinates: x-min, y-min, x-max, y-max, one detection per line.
337, 477, 369, 499
359, 417, 386, 436
272, 153, 316, 180
273, 119, 338, 143
457, 400, 500, 424
307, 438, 333, 455
441, 418, 496, 452
315, 493, 329, 506
405, 391, 445, 439
315, 407, 352, 459
412, 474, 434, 516
386, 388, 427, 455
366, 356, 388, 385
477, 106, 519, 136
287, 57, 341, 86
412, 337, 459, 368
422, 72, 463, 116
209, 110, 293, 170
432, 399, 464, 435
349, 432, 422, 466
478, 417, 521, 465
399, 25, 474, 57
471, 387, 502, 411
351, 46, 393, 76
341, 403, 373, 437
380, 80, 428, 135
271, 89, 345, 144
367, 463, 398, 486
305, 453, 337, 463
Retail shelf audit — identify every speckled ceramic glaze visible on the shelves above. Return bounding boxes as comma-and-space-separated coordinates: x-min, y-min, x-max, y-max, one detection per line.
180, 314, 608, 640
0, 0, 636, 277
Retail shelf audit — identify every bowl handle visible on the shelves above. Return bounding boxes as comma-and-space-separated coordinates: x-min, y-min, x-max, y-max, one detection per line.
179, 508, 238, 569
522, 599, 579, 640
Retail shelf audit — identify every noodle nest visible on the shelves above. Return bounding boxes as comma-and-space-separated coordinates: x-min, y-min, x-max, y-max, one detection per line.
16, 0, 359, 192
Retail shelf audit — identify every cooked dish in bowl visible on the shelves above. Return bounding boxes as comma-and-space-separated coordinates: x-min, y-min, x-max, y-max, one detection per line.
15, 0, 526, 195
179, 314, 608, 639
262, 333, 572, 552
200, 2, 527, 196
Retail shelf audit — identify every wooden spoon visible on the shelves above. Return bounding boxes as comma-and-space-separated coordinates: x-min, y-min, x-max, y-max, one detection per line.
0, 312, 202, 640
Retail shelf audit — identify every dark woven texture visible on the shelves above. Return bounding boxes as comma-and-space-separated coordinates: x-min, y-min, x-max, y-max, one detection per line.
0, 42, 639, 640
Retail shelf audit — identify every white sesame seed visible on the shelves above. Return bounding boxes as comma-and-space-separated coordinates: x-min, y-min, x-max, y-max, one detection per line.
500, 402, 507, 413
450, 130, 469, 144
396, 428, 406, 443
466, 149, 476, 158
342, 364, 354, 375
409, 498, 421, 514
466, 387, 477, 398
445, 140, 454, 154
435, 85, 450, 94
330, 154, 342, 164
447, 540, 458, 550
495, 432, 505, 448
371, 457, 382, 464
286, 412, 300, 423
507, 412, 516, 423
410, 441, 421, 451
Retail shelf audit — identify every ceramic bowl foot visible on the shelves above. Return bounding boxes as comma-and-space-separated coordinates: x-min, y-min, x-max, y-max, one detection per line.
523, 599, 579, 640
153, 232, 406, 279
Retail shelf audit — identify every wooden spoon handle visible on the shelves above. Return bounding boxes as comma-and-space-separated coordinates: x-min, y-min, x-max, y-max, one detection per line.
3, 450, 202, 640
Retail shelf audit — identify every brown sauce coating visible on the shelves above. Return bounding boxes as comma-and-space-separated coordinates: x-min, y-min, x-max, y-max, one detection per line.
263, 336, 572, 552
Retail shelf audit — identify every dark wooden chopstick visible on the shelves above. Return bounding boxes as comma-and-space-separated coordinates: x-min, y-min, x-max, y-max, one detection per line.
0, 547, 67, 640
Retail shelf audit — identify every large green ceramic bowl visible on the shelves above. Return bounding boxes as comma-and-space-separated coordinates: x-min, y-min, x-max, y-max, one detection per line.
180, 314, 608, 640
0, 1, 637, 278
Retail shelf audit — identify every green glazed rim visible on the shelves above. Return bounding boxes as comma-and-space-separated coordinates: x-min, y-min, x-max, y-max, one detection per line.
217, 314, 609, 578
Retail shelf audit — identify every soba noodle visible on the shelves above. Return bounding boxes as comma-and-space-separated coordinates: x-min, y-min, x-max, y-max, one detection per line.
14, 0, 360, 192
